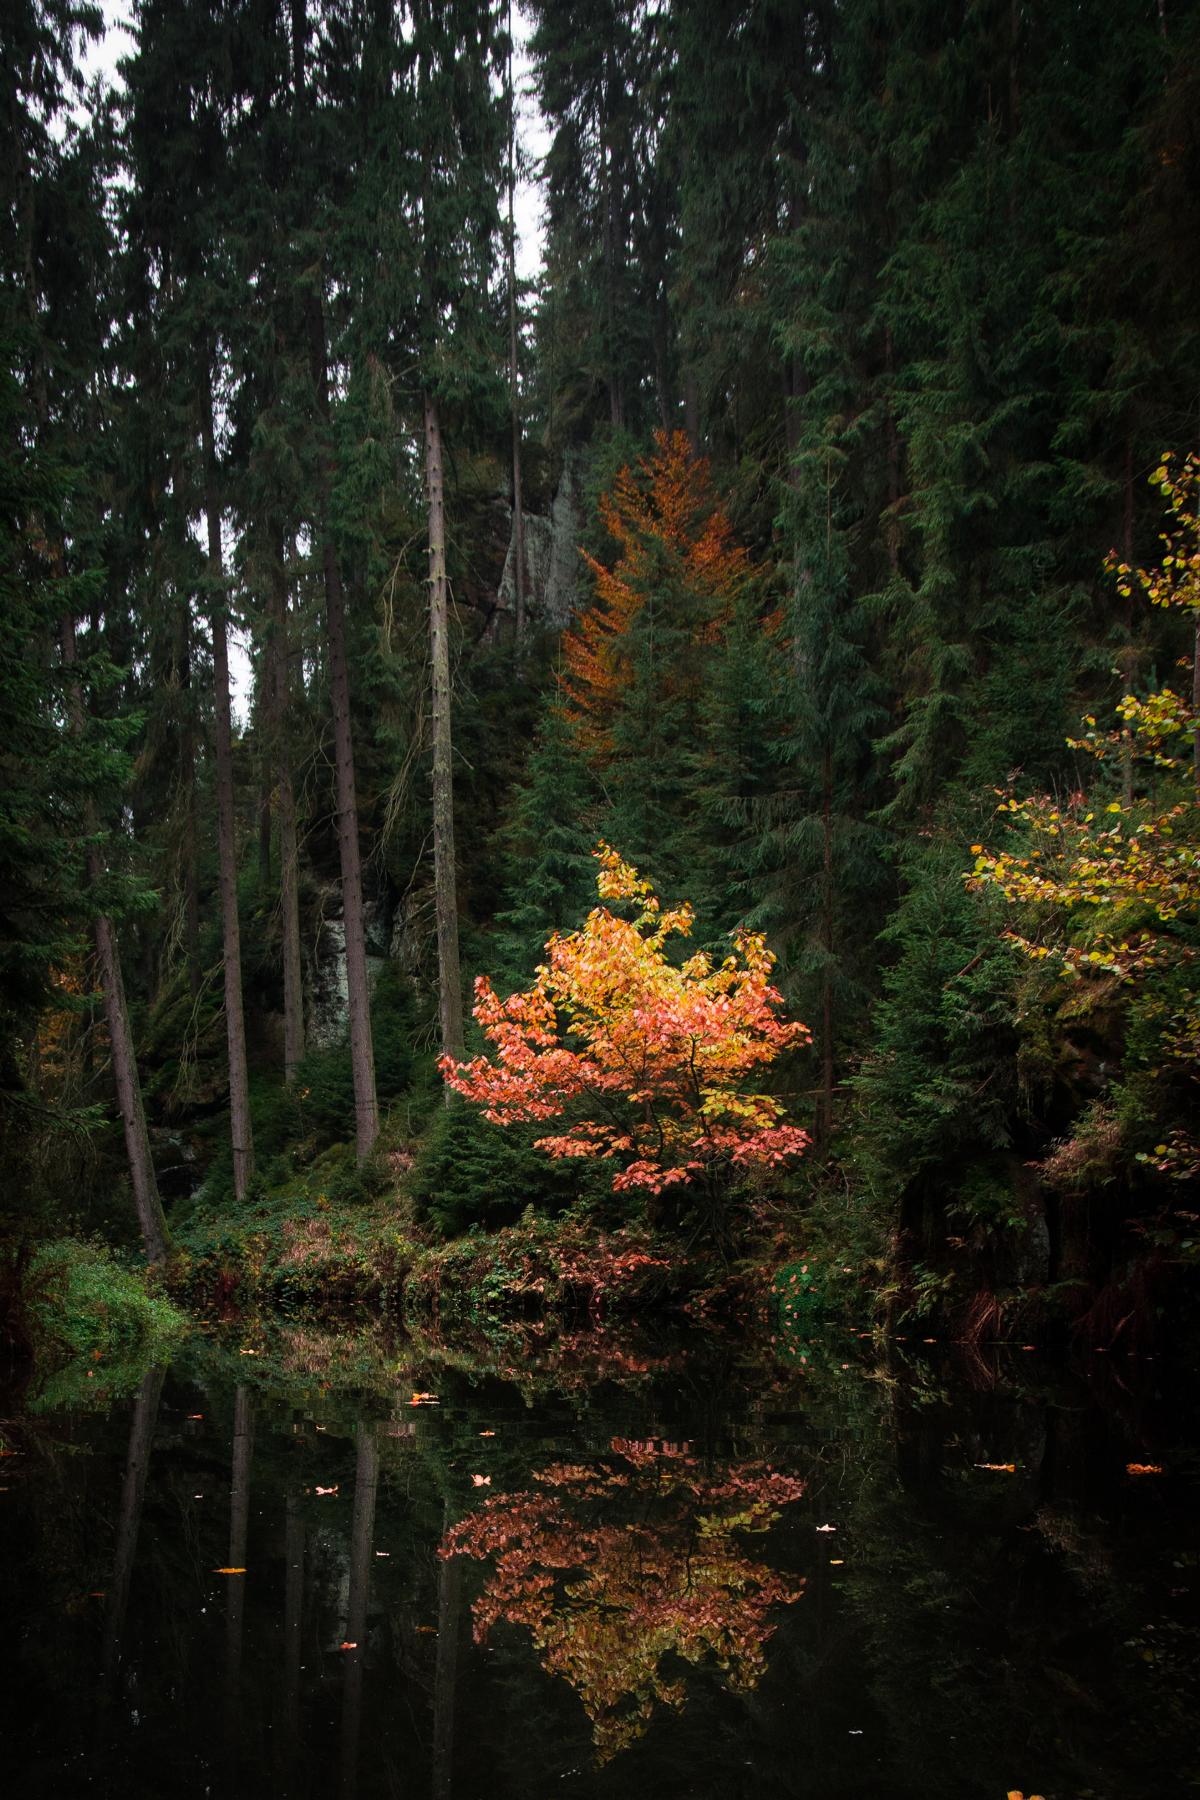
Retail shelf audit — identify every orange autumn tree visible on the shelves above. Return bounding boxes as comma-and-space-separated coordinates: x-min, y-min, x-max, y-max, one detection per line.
439, 845, 810, 1196
441, 1441, 806, 1762
562, 430, 752, 758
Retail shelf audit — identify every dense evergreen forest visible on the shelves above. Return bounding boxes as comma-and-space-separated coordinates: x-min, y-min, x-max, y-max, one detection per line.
4, 0, 1199, 1352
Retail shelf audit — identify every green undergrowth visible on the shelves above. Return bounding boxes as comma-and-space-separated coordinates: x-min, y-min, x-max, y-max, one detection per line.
403, 1205, 690, 1328
16, 1231, 189, 1368
169, 1182, 418, 1314
188, 965, 437, 1211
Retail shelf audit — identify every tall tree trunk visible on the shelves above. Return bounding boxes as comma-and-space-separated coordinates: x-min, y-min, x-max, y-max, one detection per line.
601, 62, 624, 430
1121, 436, 1136, 809
339, 1425, 378, 1800
425, 393, 465, 1068
292, 0, 375, 1154
819, 747, 834, 1147
202, 372, 255, 1200
684, 368, 700, 455
307, 295, 379, 1160
258, 779, 272, 892
178, 609, 202, 998
883, 325, 902, 573
270, 546, 305, 1080
506, 5, 526, 642
62, 617, 169, 1265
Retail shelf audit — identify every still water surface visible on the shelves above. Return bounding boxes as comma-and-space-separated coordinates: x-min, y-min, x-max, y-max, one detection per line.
3, 1322, 1198, 1798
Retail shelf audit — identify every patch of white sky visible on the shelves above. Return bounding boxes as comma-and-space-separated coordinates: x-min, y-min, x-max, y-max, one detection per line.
79, 0, 550, 718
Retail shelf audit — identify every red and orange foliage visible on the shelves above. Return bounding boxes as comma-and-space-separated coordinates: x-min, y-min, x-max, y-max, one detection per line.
561, 429, 753, 757
441, 1440, 806, 1761
439, 846, 810, 1196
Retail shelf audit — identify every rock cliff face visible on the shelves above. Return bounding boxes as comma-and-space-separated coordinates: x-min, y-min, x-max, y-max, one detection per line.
305, 884, 392, 1050
497, 452, 583, 632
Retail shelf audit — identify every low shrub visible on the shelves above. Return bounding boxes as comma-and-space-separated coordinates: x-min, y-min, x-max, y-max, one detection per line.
404, 1206, 685, 1327
18, 1237, 186, 1362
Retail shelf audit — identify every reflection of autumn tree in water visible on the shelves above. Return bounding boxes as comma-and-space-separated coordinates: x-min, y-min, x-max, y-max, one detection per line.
441, 1440, 805, 1761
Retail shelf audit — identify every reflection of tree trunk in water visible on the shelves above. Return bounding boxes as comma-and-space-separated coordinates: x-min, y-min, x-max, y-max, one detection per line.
284, 1487, 306, 1751
225, 1388, 255, 1761
101, 1367, 165, 1689
339, 1425, 379, 1800
432, 1500, 462, 1800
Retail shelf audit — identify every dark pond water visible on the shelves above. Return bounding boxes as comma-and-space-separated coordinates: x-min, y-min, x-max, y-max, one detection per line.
3, 1320, 1199, 1799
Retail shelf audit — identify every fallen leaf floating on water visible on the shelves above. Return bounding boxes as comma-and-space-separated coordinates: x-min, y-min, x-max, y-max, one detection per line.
410, 1392, 439, 1406
1126, 1463, 1164, 1476
815, 1523, 837, 1532
470, 1474, 492, 1487
975, 1463, 1017, 1472
315, 1485, 338, 1497
214, 1568, 247, 1575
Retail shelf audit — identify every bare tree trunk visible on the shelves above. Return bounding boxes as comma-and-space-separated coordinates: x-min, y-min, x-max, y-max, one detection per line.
818, 748, 834, 1147
601, 59, 624, 431
202, 373, 255, 1200
178, 608, 202, 999
507, 4, 526, 643
62, 618, 169, 1265
308, 296, 379, 1161
425, 393, 465, 1069
883, 325, 902, 574
270, 547, 305, 1081
258, 780, 272, 892
684, 368, 700, 455
1121, 437, 1136, 809
339, 1425, 378, 1800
